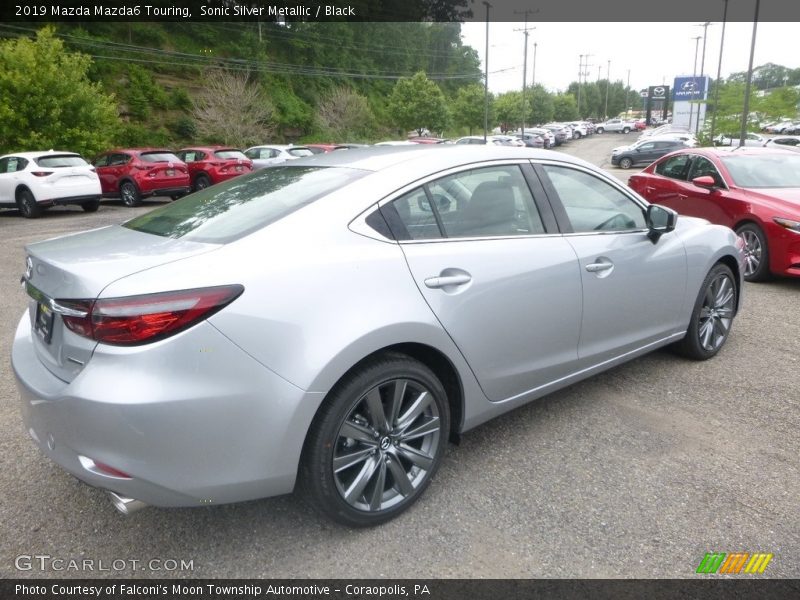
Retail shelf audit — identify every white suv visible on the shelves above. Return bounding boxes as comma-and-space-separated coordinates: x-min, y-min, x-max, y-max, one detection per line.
0, 151, 102, 218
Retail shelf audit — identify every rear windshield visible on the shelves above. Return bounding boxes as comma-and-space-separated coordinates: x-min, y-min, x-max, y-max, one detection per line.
123, 166, 367, 243
214, 150, 248, 160
287, 148, 314, 157
35, 155, 88, 168
720, 153, 800, 188
140, 152, 182, 163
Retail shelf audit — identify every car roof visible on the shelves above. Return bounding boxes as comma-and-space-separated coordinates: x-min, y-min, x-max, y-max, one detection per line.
287, 144, 593, 173
662, 146, 795, 159
178, 146, 242, 152
1, 150, 82, 159
101, 148, 175, 155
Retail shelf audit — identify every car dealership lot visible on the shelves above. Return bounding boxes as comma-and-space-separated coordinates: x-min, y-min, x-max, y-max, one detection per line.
0, 140, 798, 577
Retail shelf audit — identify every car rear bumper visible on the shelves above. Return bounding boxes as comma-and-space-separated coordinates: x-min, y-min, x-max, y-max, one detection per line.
40, 194, 102, 207
11, 312, 323, 508
141, 186, 192, 198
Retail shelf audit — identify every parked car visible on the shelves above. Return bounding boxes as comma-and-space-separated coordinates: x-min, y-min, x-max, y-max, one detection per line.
0, 150, 102, 218
713, 132, 767, 147
639, 124, 690, 140
568, 122, 588, 139
611, 139, 691, 169
764, 120, 796, 134
511, 132, 545, 148
541, 124, 569, 146
490, 135, 526, 147
408, 138, 448, 145
175, 147, 253, 191
515, 129, 553, 148
595, 118, 635, 134
633, 119, 647, 131
763, 136, 800, 152
629, 147, 800, 281
244, 145, 315, 169
454, 135, 524, 147
305, 144, 352, 153
13, 146, 743, 526
93, 149, 190, 207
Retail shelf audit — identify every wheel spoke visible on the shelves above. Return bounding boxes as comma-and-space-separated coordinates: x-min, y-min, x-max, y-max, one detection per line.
396, 391, 433, 432
333, 447, 374, 473
714, 278, 733, 307
712, 317, 729, 346
367, 460, 387, 511
396, 444, 434, 471
364, 388, 389, 433
339, 419, 377, 445
699, 319, 715, 349
386, 456, 414, 497
398, 416, 440, 442
387, 379, 407, 429
344, 456, 380, 503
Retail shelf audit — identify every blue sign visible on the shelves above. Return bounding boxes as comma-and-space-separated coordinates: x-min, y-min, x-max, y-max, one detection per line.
673, 77, 709, 101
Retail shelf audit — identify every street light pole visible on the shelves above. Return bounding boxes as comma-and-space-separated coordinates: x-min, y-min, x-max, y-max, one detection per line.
696, 22, 712, 135
483, 1, 491, 142
709, 0, 728, 144
577, 54, 584, 117
740, 0, 760, 147
625, 69, 630, 119
604, 59, 611, 119
689, 36, 701, 133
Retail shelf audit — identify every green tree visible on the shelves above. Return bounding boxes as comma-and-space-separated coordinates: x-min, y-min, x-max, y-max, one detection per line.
317, 87, 375, 140
527, 85, 555, 125
452, 84, 490, 135
388, 71, 450, 136
0, 27, 119, 155
553, 94, 578, 121
494, 91, 523, 132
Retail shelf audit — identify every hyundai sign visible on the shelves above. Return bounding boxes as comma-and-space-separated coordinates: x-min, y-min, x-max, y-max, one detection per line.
673, 76, 708, 101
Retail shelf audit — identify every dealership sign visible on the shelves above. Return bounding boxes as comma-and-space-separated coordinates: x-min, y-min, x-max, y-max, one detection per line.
673, 77, 708, 101
648, 85, 669, 100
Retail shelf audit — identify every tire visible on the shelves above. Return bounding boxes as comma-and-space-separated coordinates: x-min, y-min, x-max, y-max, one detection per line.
619, 157, 634, 169
119, 181, 142, 207
299, 353, 450, 527
673, 263, 737, 360
17, 189, 42, 219
596, 127, 604, 134
622, 127, 631, 134
735, 223, 770, 282
574, 132, 582, 139
194, 174, 211, 192
81, 199, 100, 212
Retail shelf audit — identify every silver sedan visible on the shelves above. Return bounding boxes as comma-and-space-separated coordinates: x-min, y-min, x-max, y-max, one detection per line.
12, 146, 744, 526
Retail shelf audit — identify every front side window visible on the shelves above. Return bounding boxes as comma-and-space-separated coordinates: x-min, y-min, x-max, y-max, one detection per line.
124, 166, 367, 243
385, 165, 545, 240
687, 156, 724, 186
655, 154, 692, 180
541, 164, 646, 233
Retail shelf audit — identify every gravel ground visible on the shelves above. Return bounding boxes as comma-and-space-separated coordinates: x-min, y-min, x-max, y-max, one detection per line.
0, 139, 797, 579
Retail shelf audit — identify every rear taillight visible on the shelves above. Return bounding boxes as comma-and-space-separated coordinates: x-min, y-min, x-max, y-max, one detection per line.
61, 285, 243, 346
31, 171, 54, 177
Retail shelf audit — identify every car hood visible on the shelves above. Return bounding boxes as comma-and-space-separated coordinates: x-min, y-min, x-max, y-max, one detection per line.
611, 145, 632, 154
24, 225, 221, 300
740, 188, 800, 218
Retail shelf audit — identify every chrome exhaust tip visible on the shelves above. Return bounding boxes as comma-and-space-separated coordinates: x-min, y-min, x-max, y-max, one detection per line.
107, 491, 148, 515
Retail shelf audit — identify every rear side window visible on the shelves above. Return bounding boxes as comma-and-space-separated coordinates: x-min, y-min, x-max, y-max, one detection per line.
35, 155, 88, 168
140, 152, 181, 163
124, 166, 367, 243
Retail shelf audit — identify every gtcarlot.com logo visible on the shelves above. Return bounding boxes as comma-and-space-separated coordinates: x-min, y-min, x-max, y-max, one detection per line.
15, 554, 194, 572
696, 552, 773, 574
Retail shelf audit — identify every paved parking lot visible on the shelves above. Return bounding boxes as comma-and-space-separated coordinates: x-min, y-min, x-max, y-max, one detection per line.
0, 138, 797, 578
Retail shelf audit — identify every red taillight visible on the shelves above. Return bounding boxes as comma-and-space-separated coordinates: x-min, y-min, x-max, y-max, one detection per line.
93, 460, 132, 479
31, 171, 54, 177
61, 285, 244, 345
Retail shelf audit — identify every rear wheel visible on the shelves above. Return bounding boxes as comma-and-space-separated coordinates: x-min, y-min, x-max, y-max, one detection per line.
735, 223, 770, 281
673, 263, 737, 360
619, 157, 634, 169
17, 189, 41, 219
194, 174, 211, 192
119, 181, 142, 207
596, 127, 604, 134
622, 127, 631, 134
299, 354, 449, 527
81, 199, 100, 212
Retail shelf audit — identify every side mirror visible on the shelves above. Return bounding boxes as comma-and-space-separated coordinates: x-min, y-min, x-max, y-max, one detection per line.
692, 175, 716, 189
646, 204, 677, 243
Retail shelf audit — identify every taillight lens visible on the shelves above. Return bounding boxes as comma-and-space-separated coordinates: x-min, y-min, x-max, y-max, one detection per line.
61, 285, 243, 345
31, 171, 54, 177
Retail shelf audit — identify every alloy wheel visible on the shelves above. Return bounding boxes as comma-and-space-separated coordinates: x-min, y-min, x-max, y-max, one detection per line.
332, 377, 441, 513
697, 272, 736, 352
738, 229, 762, 278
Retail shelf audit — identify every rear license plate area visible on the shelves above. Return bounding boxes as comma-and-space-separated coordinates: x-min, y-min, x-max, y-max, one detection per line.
34, 302, 54, 344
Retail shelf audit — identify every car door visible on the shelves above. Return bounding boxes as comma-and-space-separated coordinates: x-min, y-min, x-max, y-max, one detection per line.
384, 162, 582, 402
535, 162, 687, 367
632, 141, 658, 165
670, 155, 736, 226
636, 153, 693, 212
0, 157, 13, 204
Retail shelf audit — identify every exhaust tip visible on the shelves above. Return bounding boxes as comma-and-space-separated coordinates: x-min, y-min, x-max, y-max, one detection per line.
107, 491, 148, 515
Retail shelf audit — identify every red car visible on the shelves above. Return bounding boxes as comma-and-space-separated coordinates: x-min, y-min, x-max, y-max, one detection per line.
629, 147, 800, 281
93, 149, 191, 207
175, 147, 253, 191
633, 119, 647, 131
304, 143, 349, 154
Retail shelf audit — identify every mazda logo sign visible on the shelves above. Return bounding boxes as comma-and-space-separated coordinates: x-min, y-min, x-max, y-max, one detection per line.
653, 86, 665, 96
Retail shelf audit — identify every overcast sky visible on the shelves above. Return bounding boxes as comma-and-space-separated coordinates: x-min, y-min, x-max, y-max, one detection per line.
460, 22, 798, 96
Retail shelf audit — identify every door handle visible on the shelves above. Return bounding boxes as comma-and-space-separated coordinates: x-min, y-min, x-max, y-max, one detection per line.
678, 194, 688, 200
585, 262, 614, 273
424, 274, 472, 289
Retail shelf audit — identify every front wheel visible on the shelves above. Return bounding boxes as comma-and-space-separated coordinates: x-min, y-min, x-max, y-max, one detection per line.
735, 223, 770, 281
193, 174, 211, 192
619, 157, 633, 169
119, 181, 142, 207
596, 127, 604, 134
673, 263, 737, 360
622, 127, 631, 134
81, 199, 100, 212
299, 354, 449, 527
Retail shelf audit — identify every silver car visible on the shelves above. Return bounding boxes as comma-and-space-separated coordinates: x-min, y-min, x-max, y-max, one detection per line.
12, 146, 744, 526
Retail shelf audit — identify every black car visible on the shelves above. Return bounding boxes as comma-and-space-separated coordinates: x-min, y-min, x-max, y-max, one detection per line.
610, 140, 688, 169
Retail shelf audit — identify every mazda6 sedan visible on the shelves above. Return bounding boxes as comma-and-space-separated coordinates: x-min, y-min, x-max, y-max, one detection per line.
13, 146, 744, 526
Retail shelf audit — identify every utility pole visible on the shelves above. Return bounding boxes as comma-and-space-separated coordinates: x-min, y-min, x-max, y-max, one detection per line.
689, 36, 701, 133
514, 10, 537, 138
710, 0, 729, 144
740, 0, 760, 147
696, 22, 712, 135
483, 1, 491, 142
577, 54, 592, 118
604, 59, 611, 120
625, 69, 630, 119
532, 42, 538, 89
